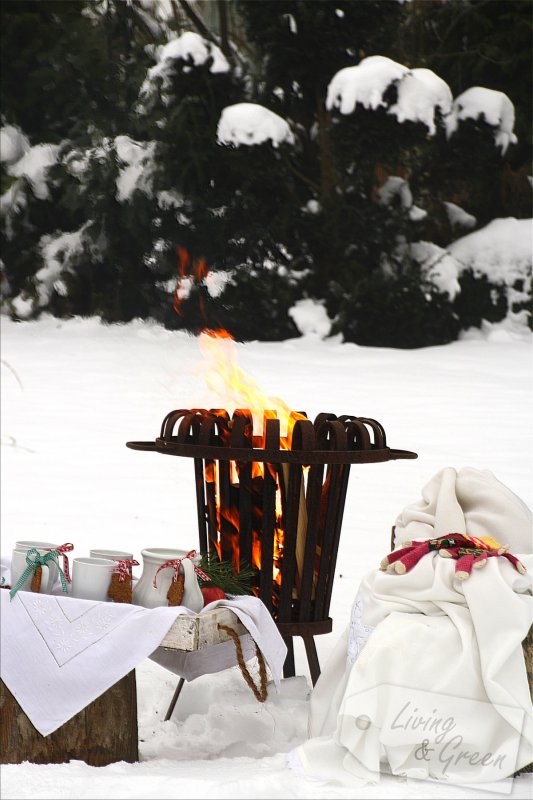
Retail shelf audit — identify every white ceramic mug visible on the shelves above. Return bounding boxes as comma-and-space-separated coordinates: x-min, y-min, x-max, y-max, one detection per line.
11, 540, 59, 594
90, 549, 134, 563
71, 557, 116, 601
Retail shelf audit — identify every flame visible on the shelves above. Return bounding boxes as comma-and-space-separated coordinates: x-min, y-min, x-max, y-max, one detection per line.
198, 326, 307, 602
198, 328, 305, 442
172, 247, 210, 318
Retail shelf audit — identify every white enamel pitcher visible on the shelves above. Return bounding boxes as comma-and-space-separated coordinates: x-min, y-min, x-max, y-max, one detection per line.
132, 548, 204, 611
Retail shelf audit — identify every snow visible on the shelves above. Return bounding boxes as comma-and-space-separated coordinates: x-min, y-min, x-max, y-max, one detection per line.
378, 176, 413, 209
139, 31, 230, 105
0, 124, 30, 164
217, 103, 295, 149
6, 143, 60, 200
388, 67, 453, 135
1, 315, 532, 798
288, 298, 333, 338
445, 87, 518, 153
0, 181, 27, 240
204, 269, 231, 298
326, 60, 517, 147
326, 55, 409, 114
114, 135, 155, 202
36, 226, 88, 306
377, 175, 427, 221
449, 217, 532, 286
326, 57, 451, 135
444, 201, 477, 231
410, 240, 461, 300
450, 217, 532, 332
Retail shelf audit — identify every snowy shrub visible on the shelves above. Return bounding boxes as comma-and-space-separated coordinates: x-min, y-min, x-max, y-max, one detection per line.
449, 217, 532, 332
331, 267, 460, 349
1, 1, 530, 345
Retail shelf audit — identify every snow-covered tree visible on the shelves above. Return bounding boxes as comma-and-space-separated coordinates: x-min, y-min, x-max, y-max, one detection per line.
1, 0, 530, 342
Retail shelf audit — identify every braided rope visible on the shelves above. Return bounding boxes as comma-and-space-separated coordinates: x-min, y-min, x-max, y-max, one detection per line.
218, 623, 268, 703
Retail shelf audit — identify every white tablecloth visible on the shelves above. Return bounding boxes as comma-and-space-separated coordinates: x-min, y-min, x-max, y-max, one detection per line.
0, 589, 287, 736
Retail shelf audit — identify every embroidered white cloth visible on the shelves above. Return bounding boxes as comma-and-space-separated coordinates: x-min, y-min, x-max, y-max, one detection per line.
0, 590, 286, 736
291, 467, 533, 787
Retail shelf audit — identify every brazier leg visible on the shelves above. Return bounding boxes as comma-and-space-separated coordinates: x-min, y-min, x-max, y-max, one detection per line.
164, 676, 186, 721
282, 637, 295, 678
302, 636, 321, 686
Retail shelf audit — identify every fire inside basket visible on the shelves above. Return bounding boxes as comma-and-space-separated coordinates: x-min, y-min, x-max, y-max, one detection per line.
127, 408, 417, 683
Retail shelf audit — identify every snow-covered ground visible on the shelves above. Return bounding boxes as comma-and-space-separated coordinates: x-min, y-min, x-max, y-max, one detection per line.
1, 315, 532, 799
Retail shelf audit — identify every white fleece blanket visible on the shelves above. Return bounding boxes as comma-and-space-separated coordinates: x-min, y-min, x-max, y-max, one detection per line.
291, 467, 533, 788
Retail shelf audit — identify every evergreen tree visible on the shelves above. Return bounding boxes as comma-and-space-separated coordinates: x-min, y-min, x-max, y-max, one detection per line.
1, 0, 528, 342
0, 0, 159, 144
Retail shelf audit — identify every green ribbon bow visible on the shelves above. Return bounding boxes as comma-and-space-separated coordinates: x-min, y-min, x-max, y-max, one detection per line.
10, 548, 69, 600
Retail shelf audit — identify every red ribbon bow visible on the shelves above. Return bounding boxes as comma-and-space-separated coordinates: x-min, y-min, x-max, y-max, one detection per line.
153, 549, 210, 588
45, 543, 74, 584
113, 559, 139, 582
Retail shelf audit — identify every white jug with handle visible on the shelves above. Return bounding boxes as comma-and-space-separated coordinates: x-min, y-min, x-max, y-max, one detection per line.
180, 557, 205, 612
133, 547, 204, 611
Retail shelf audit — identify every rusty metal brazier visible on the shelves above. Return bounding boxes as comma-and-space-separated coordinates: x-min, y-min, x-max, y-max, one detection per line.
127, 408, 417, 683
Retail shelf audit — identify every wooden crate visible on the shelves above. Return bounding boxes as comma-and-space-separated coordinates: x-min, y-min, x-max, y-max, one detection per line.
160, 607, 247, 651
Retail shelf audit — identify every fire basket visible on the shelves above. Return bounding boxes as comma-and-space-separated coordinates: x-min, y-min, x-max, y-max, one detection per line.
127, 408, 417, 684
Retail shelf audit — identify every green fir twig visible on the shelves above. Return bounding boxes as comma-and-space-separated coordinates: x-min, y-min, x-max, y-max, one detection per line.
198, 553, 256, 596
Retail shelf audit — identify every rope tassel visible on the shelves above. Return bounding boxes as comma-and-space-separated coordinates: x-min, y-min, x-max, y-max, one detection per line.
218, 623, 268, 703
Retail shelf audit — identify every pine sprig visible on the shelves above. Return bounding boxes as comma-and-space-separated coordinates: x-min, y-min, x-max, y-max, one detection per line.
198, 553, 256, 596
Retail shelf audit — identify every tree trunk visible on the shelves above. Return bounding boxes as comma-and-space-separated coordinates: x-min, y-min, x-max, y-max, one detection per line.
0, 671, 138, 767
315, 91, 337, 200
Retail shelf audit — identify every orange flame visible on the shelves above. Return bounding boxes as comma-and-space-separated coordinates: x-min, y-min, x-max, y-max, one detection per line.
198, 327, 306, 593
198, 328, 305, 442
172, 247, 210, 318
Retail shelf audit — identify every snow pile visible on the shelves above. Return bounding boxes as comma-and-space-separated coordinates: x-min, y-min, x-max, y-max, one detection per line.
217, 103, 295, 148
0, 124, 30, 165
114, 135, 155, 202
204, 269, 231, 298
288, 298, 333, 338
327, 58, 517, 147
0, 183, 27, 239
327, 55, 408, 114
378, 176, 427, 221
37, 226, 88, 303
449, 217, 531, 285
389, 67, 453, 134
1, 135, 60, 239
138, 664, 310, 762
445, 87, 518, 153
444, 201, 477, 231
410, 241, 461, 300
327, 56, 452, 135
10, 225, 91, 319
449, 217, 532, 330
384, 240, 461, 300
63, 136, 155, 202
5, 143, 60, 200
139, 31, 229, 105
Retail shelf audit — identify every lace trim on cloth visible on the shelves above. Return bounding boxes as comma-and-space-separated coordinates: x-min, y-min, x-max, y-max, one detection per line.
347, 594, 374, 665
